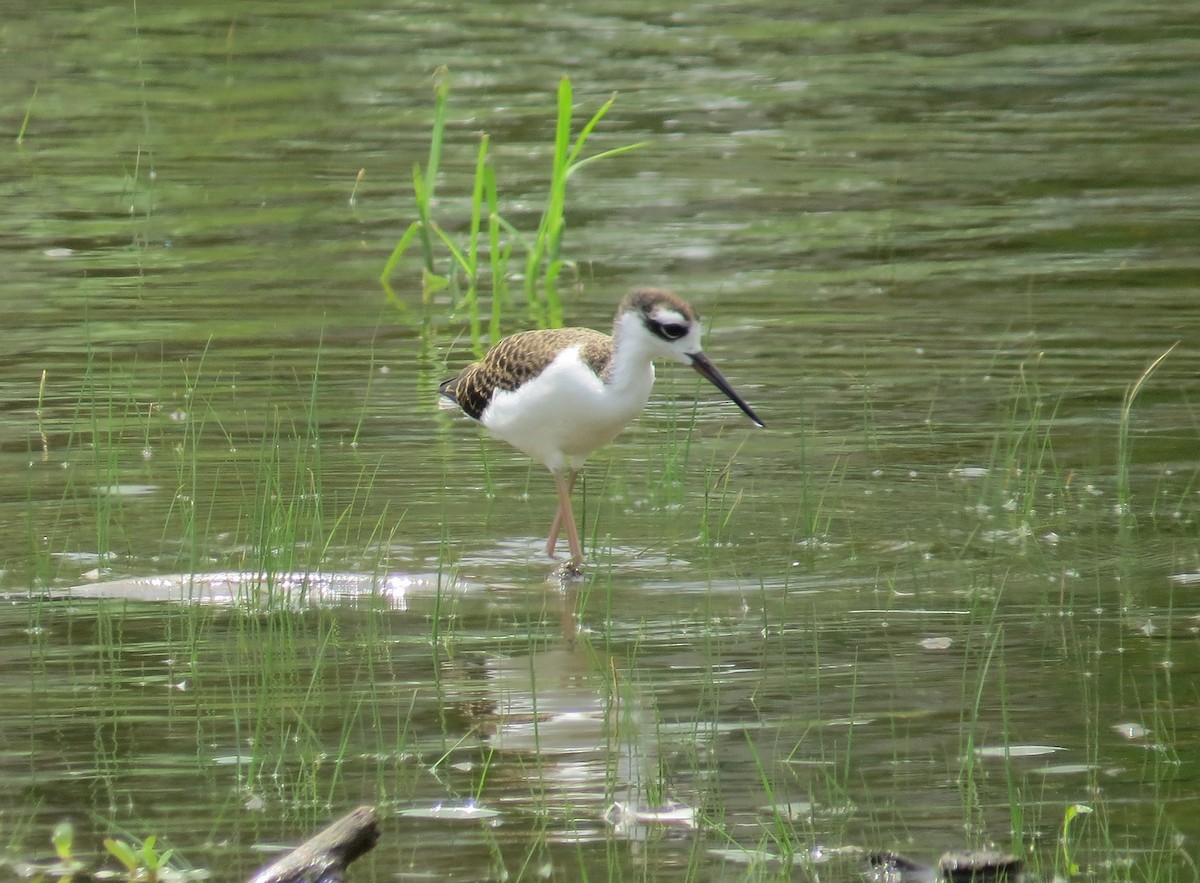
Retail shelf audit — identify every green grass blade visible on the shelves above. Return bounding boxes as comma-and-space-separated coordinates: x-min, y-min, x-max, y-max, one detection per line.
1117, 341, 1180, 526
566, 93, 615, 166
468, 135, 488, 276
523, 77, 574, 327
431, 222, 472, 276
16, 82, 38, 143
380, 220, 422, 287
466, 135, 489, 353
567, 141, 650, 177
485, 158, 509, 345
412, 163, 438, 273
425, 67, 449, 204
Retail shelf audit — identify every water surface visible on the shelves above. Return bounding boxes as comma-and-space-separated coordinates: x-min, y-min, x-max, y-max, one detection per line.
1, 1, 1197, 879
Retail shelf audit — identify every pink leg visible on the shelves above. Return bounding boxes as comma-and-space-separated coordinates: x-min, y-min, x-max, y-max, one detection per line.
545, 470, 579, 555
547, 470, 584, 566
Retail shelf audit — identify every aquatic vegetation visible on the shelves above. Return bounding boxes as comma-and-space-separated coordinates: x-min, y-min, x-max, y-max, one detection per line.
1117, 342, 1180, 530
4, 1, 1198, 878
1057, 803, 1093, 877
16, 82, 38, 144
381, 72, 646, 349
6, 822, 183, 882
104, 835, 175, 882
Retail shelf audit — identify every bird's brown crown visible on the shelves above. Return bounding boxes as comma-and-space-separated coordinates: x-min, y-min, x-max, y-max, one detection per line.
618, 287, 699, 344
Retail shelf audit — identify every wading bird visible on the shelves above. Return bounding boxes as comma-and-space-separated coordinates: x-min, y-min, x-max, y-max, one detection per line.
439, 287, 764, 571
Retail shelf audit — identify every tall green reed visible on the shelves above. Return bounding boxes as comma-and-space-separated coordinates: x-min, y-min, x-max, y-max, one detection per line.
381, 72, 645, 350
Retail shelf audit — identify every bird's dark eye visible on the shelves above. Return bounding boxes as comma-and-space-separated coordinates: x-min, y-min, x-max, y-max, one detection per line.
653, 321, 689, 341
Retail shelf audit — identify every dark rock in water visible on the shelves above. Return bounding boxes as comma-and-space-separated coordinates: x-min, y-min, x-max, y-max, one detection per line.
864, 851, 939, 883
937, 850, 1022, 883
864, 850, 1021, 883
866, 851, 926, 872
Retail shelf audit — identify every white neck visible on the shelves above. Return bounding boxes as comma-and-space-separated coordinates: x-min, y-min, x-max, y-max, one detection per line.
606, 310, 659, 392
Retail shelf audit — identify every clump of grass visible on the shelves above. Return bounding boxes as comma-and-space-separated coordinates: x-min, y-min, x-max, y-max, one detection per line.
744, 731, 803, 868
698, 438, 749, 554
23, 326, 396, 598
955, 596, 1006, 839
12, 821, 187, 882
104, 834, 176, 882
981, 354, 1063, 540
380, 71, 646, 348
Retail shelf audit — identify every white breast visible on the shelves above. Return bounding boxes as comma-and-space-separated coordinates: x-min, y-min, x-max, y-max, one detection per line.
481, 345, 655, 473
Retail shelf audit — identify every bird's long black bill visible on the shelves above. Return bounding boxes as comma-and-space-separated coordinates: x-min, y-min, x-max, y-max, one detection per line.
688, 352, 765, 427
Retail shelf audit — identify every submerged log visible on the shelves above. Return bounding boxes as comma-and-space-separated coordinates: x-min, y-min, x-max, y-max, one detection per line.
248, 805, 380, 883
937, 850, 1022, 883
865, 849, 1021, 883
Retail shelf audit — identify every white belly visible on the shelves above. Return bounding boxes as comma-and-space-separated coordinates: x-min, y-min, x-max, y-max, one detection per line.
480, 347, 655, 473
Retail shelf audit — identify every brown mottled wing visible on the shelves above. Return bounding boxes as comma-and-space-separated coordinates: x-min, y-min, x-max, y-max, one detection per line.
440, 328, 612, 420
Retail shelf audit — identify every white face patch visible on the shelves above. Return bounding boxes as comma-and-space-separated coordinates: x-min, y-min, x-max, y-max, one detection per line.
650, 307, 689, 327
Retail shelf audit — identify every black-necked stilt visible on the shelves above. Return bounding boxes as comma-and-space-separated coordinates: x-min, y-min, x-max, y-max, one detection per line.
439, 287, 764, 571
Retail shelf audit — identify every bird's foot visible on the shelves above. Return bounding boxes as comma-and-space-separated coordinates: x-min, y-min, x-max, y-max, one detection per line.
548, 558, 585, 584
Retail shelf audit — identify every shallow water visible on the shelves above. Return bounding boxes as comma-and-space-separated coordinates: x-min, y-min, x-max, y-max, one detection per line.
1, 1, 1198, 879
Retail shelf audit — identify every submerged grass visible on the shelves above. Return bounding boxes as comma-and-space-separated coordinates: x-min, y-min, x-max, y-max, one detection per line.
969, 342, 1190, 556
30, 338, 1177, 880
15, 327, 402, 604
976, 353, 1065, 545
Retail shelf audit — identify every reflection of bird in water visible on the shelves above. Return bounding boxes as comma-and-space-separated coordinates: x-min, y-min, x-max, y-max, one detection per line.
440, 288, 764, 571
437, 585, 697, 841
